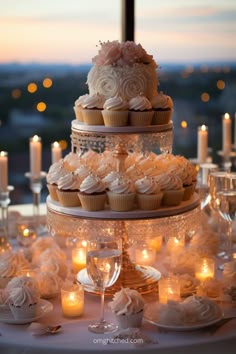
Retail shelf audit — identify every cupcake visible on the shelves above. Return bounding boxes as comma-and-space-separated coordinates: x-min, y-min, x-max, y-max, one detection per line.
135, 176, 163, 210
107, 175, 136, 212
108, 287, 145, 329
63, 152, 82, 172
9, 285, 40, 320
155, 173, 184, 207
78, 172, 107, 211
7, 276, 38, 292
46, 159, 68, 201
82, 93, 105, 125
102, 97, 129, 126
0, 251, 30, 289
73, 94, 89, 122
129, 94, 154, 126
150, 91, 173, 125
56, 172, 81, 207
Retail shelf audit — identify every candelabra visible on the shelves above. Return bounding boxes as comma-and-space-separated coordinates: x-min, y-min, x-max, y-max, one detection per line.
25, 171, 47, 232
0, 185, 14, 251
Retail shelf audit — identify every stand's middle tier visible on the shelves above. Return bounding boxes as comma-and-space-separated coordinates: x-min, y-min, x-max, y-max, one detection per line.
71, 120, 174, 154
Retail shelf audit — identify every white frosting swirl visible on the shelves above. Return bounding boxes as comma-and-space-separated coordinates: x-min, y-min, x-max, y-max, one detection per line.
79, 173, 106, 194
182, 295, 222, 323
87, 64, 158, 101
135, 176, 161, 194
74, 94, 89, 107
129, 95, 152, 111
103, 97, 129, 111
74, 165, 91, 180
82, 93, 105, 109
102, 171, 121, 187
46, 161, 68, 185
57, 172, 80, 191
9, 286, 39, 306
155, 173, 183, 190
7, 276, 38, 291
109, 175, 135, 194
150, 92, 173, 110
108, 287, 144, 315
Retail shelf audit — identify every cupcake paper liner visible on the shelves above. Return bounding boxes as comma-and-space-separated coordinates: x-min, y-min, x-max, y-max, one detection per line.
129, 111, 154, 126
183, 184, 195, 201
10, 303, 38, 320
107, 192, 136, 211
102, 110, 129, 127
137, 192, 163, 210
115, 310, 144, 329
162, 188, 185, 207
82, 109, 104, 125
47, 184, 59, 201
78, 193, 106, 211
73, 106, 84, 122
152, 110, 172, 125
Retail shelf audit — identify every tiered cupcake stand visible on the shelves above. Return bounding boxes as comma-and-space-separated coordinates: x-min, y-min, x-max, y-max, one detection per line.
47, 121, 201, 295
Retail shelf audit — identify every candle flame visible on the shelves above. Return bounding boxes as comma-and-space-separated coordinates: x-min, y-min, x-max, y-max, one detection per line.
52, 141, 60, 148
224, 113, 230, 119
142, 249, 149, 259
0, 151, 7, 157
32, 135, 40, 142
69, 292, 76, 301
23, 229, 30, 237
201, 124, 207, 131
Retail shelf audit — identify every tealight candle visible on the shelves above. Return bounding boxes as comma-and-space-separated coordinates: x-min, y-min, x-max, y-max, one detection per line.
197, 125, 208, 163
222, 113, 232, 156
51, 141, 62, 164
166, 236, 185, 253
17, 228, 37, 247
135, 247, 156, 266
29, 135, 42, 177
61, 283, 84, 317
159, 277, 180, 304
0, 151, 8, 192
195, 257, 215, 281
72, 247, 87, 273
147, 235, 163, 252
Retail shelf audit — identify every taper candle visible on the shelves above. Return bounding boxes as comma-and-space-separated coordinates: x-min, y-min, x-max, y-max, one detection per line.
29, 135, 42, 177
51, 141, 62, 164
222, 113, 232, 156
0, 151, 8, 192
197, 125, 208, 163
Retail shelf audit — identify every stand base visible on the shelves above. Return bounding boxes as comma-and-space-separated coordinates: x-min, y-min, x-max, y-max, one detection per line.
76, 264, 161, 296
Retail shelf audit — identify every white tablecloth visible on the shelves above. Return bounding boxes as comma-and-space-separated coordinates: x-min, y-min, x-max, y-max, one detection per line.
0, 204, 235, 354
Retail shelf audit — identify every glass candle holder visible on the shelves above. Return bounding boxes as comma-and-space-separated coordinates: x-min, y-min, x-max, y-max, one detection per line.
135, 245, 156, 266
146, 235, 163, 252
166, 236, 185, 253
195, 257, 215, 281
72, 246, 87, 273
158, 276, 180, 304
16, 217, 37, 247
61, 283, 84, 318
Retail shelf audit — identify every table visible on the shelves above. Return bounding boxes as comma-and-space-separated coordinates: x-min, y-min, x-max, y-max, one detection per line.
0, 204, 236, 354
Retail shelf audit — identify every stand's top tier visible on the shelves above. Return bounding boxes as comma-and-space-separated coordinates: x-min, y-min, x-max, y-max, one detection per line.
71, 120, 174, 155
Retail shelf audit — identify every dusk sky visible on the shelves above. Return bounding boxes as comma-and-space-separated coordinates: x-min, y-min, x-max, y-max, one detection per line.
1, 0, 236, 65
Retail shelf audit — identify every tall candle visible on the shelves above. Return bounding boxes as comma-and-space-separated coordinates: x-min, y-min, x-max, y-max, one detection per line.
197, 125, 208, 163
222, 113, 232, 156
234, 112, 236, 147
30, 135, 42, 177
0, 151, 8, 192
51, 141, 62, 164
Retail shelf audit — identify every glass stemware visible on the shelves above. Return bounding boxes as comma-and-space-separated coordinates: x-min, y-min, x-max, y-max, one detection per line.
86, 237, 122, 334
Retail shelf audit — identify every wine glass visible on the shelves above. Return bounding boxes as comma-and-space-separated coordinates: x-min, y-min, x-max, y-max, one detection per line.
86, 236, 122, 334
216, 186, 236, 262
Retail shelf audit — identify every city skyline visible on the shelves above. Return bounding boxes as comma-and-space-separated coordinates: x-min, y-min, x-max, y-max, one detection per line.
0, 0, 236, 65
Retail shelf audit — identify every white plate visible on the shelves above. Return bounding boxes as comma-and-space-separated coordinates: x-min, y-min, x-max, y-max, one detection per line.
144, 303, 223, 331
0, 299, 53, 324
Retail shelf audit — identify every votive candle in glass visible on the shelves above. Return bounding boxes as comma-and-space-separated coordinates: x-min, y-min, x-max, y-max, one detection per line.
72, 247, 87, 273
135, 247, 156, 266
195, 257, 215, 281
147, 235, 163, 252
159, 277, 180, 304
166, 236, 185, 253
61, 283, 84, 317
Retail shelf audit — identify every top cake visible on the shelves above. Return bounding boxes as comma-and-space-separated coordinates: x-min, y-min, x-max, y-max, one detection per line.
74, 40, 173, 126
